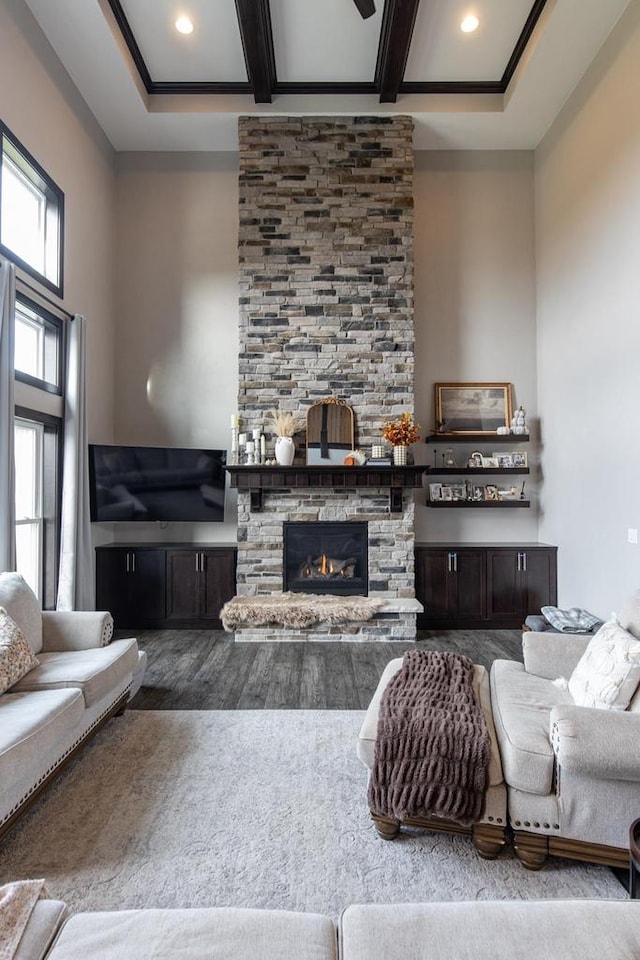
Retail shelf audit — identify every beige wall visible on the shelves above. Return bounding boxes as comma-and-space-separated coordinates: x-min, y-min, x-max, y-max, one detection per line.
414, 151, 538, 543
0, 0, 116, 442
535, 1, 640, 615
113, 153, 239, 543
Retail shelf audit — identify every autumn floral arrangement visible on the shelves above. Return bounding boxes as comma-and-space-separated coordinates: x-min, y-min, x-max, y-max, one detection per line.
381, 412, 421, 446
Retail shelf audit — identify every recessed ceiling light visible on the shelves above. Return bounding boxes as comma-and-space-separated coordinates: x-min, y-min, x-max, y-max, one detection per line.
460, 14, 479, 33
175, 15, 194, 35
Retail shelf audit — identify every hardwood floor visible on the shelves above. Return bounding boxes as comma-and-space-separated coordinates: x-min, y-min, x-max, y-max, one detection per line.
125, 628, 523, 711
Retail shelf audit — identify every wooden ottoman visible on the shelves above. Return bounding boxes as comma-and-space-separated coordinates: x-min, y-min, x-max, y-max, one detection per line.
357, 658, 507, 859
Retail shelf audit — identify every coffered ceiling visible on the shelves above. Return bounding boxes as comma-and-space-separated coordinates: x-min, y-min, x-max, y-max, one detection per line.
22, 0, 631, 151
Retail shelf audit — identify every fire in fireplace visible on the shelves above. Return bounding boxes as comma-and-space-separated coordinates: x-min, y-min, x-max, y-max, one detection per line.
283, 521, 368, 596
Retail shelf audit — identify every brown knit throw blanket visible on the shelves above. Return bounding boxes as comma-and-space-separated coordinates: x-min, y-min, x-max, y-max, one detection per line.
368, 650, 491, 826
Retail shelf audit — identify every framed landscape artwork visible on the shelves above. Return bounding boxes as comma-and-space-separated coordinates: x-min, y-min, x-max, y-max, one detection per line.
435, 383, 513, 435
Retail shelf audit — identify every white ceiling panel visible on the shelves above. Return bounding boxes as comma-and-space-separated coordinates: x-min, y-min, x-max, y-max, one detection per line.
406, 0, 534, 81
271, 0, 383, 83
119, 0, 248, 82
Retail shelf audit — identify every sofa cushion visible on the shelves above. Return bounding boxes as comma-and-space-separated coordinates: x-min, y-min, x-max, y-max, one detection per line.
47, 908, 337, 960
0, 688, 84, 812
0, 607, 39, 694
568, 618, 640, 710
0, 573, 42, 655
340, 900, 640, 960
619, 589, 640, 639
15, 900, 68, 960
12, 638, 138, 708
490, 659, 572, 795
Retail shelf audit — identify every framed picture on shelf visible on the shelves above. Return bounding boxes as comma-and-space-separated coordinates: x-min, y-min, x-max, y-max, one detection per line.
435, 383, 513, 434
441, 485, 453, 501
511, 452, 528, 467
450, 483, 466, 501
472, 485, 484, 501
429, 482, 443, 501
494, 453, 514, 468
481, 456, 500, 468
484, 484, 499, 501
468, 451, 483, 467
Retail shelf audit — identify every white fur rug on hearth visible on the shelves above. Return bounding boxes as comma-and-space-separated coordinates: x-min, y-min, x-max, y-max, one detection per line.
220, 592, 385, 630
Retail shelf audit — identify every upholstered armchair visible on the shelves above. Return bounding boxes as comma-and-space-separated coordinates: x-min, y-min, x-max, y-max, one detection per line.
490, 591, 640, 869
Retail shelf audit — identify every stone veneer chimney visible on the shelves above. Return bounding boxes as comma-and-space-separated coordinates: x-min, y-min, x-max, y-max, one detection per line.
235, 116, 417, 641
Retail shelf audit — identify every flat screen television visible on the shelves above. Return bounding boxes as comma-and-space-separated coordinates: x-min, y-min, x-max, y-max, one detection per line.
89, 444, 226, 522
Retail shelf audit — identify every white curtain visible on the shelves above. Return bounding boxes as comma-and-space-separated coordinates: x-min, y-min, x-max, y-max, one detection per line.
0, 259, 16, 573
57, 314, 95, 610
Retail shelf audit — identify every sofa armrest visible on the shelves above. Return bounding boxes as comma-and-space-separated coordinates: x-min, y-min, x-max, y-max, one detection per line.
550, 703, 640, 781
522, 632, 590, 680
41, 611, 114, 651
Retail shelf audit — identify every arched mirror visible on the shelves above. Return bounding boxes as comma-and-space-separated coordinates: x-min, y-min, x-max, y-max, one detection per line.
306, 398, 355, 465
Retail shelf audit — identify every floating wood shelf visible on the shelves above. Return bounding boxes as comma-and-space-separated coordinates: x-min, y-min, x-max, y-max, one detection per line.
426, 500, 530, 508
427, 467, 529, 476
225, 464, 425, 513
426, 434, 529, 443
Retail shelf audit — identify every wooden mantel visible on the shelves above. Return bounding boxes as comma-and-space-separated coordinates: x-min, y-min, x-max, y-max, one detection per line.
225, 464, 425, 513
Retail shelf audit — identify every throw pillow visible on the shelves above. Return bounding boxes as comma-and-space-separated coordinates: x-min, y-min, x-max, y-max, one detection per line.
0, 606, 39, 695
568, 617, 640, 710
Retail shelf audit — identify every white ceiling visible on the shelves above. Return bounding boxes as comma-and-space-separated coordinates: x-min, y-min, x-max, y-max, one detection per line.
22, 0, 631, 152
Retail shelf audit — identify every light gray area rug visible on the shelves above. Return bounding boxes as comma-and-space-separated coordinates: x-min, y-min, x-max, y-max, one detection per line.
0, 711, 624, 918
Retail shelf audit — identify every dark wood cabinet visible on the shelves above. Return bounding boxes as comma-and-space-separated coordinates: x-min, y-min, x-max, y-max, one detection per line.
96, 543, 236, 629
416, 543, 557, 629
416, 548, 485, 624
486, 547, 557, 625
166, 547, 236, 624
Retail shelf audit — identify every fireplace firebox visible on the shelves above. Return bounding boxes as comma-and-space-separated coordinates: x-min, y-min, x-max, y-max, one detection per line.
283, 522, 368, 596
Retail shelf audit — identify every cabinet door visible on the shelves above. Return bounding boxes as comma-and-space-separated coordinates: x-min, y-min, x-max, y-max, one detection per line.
95, 548, 129, 624
201, 548, 236, 620
453, 550, 486, 619
129, 549, 166, 622
486, 550, 521, 621
166, 550, 200, 620
521, 549, 557, 617
416, 549, 455, 620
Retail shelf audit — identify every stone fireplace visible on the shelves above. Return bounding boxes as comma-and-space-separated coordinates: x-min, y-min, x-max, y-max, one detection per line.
235, 115, 418, 642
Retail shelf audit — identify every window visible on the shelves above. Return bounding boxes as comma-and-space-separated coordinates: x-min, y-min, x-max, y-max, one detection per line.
14, 294, 63, 393
14, 409, 61, 608
0, 122, 64, 296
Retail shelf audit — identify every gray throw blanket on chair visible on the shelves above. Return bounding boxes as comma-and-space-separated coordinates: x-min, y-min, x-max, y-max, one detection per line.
368, 650, 491, 826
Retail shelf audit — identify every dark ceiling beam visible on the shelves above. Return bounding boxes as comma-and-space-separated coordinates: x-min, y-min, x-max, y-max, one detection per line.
234, 0, 276, 103
375, 0, 421, 103
353, 0, 377, 18
501, 0, 548, 89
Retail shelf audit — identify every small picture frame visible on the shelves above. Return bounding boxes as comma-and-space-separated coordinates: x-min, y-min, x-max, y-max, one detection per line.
511, 452, 528, 468
450, 483, 466, 501
429, 482, 443, 501
484, 484, 499, 501
468, 451, 483, 468
494, 453, 513, 468
472, 485, 484, 501
481, 456, 499, 469
441, 484, 453, 501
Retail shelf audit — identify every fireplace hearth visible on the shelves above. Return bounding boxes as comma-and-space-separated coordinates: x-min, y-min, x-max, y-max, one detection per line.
284, 522, 368, 596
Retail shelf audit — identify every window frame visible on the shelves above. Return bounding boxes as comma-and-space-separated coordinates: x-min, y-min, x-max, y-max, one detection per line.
15, 406, 63, 610
0, 120, 65, 297
14, 292, 64, 396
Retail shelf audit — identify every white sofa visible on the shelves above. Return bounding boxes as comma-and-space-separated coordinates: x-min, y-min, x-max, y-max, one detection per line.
0, 573, 146, 842
491, 590, 640, 869
12, 897, 640, 960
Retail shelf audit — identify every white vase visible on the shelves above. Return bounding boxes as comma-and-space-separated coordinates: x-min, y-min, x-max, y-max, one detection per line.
393, 445, 408, 466
275, 435, 295, 466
